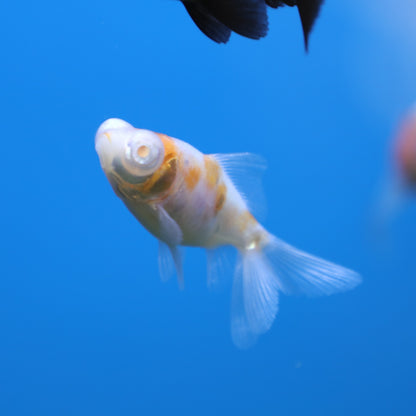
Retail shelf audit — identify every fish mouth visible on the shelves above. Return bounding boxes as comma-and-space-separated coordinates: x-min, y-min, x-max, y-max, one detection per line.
95, 131, 118, 173
95, 132, 109, 155
95, 129, 112, 149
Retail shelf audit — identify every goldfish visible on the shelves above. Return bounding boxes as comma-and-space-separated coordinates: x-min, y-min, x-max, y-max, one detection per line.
95, 118, 361, 348
179, 0, 324, 49
396, 104, 416, 187
375, 104, 416, 225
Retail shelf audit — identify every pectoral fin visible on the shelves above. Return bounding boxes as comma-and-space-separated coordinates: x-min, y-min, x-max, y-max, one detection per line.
155, 205, 182, 246
156, 207, 184, 288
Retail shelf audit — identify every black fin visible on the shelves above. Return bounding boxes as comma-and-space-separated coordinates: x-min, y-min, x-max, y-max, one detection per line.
184, 0, 268, 41
265, 0, 323, 49
265, 0, 286, 8
296, 0, 324, 50
183, 2, 231, 43
210, 0, 269, 40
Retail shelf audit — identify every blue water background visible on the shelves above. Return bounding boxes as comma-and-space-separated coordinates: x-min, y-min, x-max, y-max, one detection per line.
1, 1, 415, 414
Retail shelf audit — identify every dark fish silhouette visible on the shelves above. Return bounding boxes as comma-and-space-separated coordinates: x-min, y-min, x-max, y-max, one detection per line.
181, 0, 324, 49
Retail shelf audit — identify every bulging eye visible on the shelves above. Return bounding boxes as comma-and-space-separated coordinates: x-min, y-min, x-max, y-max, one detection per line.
123, 130, 164, 177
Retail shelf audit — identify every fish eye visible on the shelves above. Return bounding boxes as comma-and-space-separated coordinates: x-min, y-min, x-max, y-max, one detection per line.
123, 130, 164, 177
137, 145, 150, 158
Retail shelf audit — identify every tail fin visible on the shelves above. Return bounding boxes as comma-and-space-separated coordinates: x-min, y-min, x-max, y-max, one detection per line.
231, 235, 361, 348
296, 0, 324, 50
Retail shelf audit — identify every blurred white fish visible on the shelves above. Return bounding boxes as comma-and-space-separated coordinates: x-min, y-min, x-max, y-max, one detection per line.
95, 118, 361, 348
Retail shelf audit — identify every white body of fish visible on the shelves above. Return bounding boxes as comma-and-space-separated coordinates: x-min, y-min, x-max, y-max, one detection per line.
95, 118, 361, 348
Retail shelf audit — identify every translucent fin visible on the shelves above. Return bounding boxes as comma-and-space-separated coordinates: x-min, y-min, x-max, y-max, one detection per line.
212, 153, 268, 220
158, 240, 184, 289
158, 240, 175, 282
206, 245, 234, 291
231, 234, 361, 348
372, 173, 408, 233
231, 249, 280, 349
266, 235, 362, 297
156, 205, 183, 246
171, 245, 184, 289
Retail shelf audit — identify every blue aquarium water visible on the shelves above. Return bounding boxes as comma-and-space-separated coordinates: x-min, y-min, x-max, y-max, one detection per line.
1, 1, 415, 415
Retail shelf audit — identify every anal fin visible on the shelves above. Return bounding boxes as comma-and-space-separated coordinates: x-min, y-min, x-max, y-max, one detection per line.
206, 245, 234, 290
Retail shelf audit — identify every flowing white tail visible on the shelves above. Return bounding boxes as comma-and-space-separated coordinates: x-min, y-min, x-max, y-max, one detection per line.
231, 234, 361, 348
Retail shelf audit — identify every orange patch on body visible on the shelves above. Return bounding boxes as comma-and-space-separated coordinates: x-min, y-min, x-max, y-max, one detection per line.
135, 133, 180, 198
204, 155, 221, 188
237, 210, 257, 232
141, 157, 178, 195
214, 183, 227, 213
157, 133, 177, 159
184, 165, 201, 191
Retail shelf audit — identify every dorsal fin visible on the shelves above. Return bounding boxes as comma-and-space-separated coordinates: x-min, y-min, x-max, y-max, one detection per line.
211, 152, 268, 221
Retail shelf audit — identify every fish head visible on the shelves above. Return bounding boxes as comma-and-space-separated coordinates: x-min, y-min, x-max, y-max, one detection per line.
95, 118, 165, 183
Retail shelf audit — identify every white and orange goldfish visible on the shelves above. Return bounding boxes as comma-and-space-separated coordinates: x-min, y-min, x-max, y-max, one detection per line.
95, 118, 361, 348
